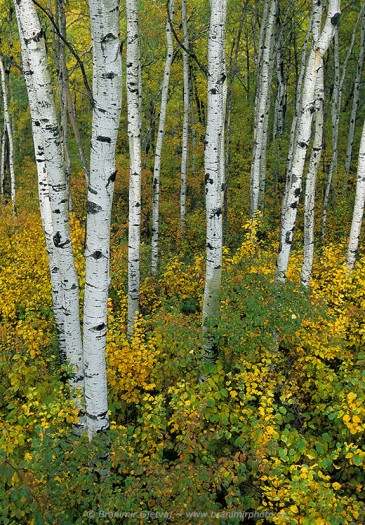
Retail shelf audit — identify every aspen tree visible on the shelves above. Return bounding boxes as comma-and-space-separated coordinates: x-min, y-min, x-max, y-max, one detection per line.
275, 0, 340, 283
250, 0, 276, 216
347, 119, 365, 270
13, 0, 85, 432
180, 0, 189, 235
201, 0, 227, 376
83, 0, 122, 439
126, 0, 142, 335
0, 58, 15, 212
321, 10, 361, 241
345, 8, 365, 174
151, 0, 175, 275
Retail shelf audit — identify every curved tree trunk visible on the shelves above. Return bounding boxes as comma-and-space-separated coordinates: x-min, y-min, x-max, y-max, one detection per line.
14, 0, 84, 433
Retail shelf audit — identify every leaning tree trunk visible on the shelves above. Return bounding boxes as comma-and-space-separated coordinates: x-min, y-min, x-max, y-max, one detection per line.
275, 0, 340, 283
14, 0, 85, 432
126, 0, 142, 335
201, 0, 227, 378
346, 119, 365, 270
83, 0, 122, 441
0, 58, 15, 213
345, 8, 365, 175
151, 0, 175, 275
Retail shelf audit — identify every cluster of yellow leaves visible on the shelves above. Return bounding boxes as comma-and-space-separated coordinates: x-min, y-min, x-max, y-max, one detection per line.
107, 316, 159, 404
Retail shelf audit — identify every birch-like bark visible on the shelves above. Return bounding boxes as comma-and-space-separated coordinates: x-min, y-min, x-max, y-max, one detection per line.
126, 0, 142, 335
276, 0, 340, 283
347, 119, 365, 270
345, 8, 365, 174
201, 0, 227, 375
180, 0, 189, 235
301, 65, 324, 288
0, 58, 15, 213
250, 0, 276, 216
83, 0, 122, 440
283, 12, 313, 214
321, 8, 362, 241
0, 124, 5, 197
151, 0, 175, 275
14, 0, 84, 432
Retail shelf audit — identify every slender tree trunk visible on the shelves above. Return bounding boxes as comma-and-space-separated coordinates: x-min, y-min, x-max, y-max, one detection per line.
83, 0, 122, 440
347, 119, 365, 270
126, 0, 142, 335
0, 58, 15, 213
0, 124, 5, 198
180, 0, 189, 236
14, 0, 84, 432
345, 8, 365, 174
250, 0, 276, 216
301, 65, 324, 287
275, 0, 340, 283
151, 0, 175, 275
321, 7, 362, 241
201, 0, 227, 377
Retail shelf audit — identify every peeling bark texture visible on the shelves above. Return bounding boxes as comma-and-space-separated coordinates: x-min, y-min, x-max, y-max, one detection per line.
126, 0, 142, 335
83, 0, 122, 440
0, 58, 15, 213
250, 0, 276, 216
301, 65, 324, 288
347, 119, 365, 271
180, 0, 189, 235
345, 7, 365, 174
201, 0, 227, 377
14, 0, 85, 434
151, 0, 175, 275
275, 0, 340, 284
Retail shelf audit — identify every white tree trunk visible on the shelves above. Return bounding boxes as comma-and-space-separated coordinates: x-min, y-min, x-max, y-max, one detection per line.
0, 123, 5, 197
347, 119, 365, 270
201, 0, 227, 374
345, 8, 365, 174
301, 65, 324, 288
14, 0, 84, 432
0, 58, 15, 213
83, 0, 122, 439
180, 0, 189, 235
250, 0, 276, 216
126, 0, 142, 335
151, 0, 175, 275
276, 0, 340, 283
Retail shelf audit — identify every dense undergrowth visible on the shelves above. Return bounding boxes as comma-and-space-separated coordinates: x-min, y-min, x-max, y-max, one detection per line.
1, 161, 365, 525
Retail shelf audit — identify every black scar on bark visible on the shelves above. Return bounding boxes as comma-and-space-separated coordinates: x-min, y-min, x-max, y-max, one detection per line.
102, 72, 117, 80
205, 173, 214, 184
299, 141, 307, 148
97, 135, 111, 143
106, 170, 117, 188
91, 251, 103, 260
290, 201, 298, 209
24, 29, 45, 45
88, 186, 98, 195
210, 88, 217, 95
53, 232, 71, 248
91, 323, 106, 332
285, 231, 292, 245
331, 13, 340, 26
294, 187, 301, 198
87, 201, 102, 214
207, 242, 214, 250
71, 283, 77, 290
101, 33, 117, 43
215, 207, 222, 217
